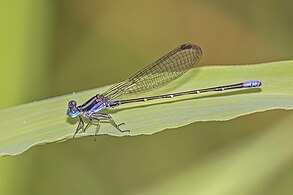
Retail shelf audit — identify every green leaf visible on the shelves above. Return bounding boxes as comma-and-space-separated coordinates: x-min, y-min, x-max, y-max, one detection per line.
0, 60, 292, 156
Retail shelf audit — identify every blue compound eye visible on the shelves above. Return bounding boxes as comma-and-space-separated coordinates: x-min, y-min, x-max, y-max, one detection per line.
67, 107, 80, 118
67, 100, 79, 118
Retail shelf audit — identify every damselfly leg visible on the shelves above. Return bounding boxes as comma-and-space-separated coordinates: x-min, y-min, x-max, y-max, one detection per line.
73, 116, 85, 138
73, 114, 129, 138
90, 113, 130, 133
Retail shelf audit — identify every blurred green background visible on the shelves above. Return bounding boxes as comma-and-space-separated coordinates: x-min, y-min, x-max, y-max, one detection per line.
0, 0, 293, 194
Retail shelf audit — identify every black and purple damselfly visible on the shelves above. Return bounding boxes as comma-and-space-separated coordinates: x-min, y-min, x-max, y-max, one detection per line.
67, 43, 261, 137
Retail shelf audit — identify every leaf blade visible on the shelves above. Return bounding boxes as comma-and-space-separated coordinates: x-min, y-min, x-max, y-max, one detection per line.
0, 60, 292, 156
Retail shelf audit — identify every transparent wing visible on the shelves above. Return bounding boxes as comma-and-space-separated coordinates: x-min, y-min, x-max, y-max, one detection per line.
102, 43, 202, 100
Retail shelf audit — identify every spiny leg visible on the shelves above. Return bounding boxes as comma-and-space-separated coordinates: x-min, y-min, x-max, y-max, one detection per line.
90, 113, 130, 133
79, 117, 101, 140
94, 119, 101, 136
118, 122, 125, 127
108, 115, 129, 132
73, 116, 85, 138
93, 119, 101, 141
83, 119, 92, 132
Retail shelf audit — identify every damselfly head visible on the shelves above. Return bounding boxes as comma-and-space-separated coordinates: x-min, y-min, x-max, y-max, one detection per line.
67, 100, 80, 118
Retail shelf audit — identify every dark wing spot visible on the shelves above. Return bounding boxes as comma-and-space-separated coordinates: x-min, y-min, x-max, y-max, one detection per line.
180, 43, 194, 50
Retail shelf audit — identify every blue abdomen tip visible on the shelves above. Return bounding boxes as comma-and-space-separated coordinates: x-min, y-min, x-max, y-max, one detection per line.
243, 80, 262, 88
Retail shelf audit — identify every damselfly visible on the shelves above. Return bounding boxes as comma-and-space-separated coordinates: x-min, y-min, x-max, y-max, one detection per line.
67, 43, 261, 137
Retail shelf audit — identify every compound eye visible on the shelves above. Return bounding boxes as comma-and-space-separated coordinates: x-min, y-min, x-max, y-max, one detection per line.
68, 100, 77, 108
